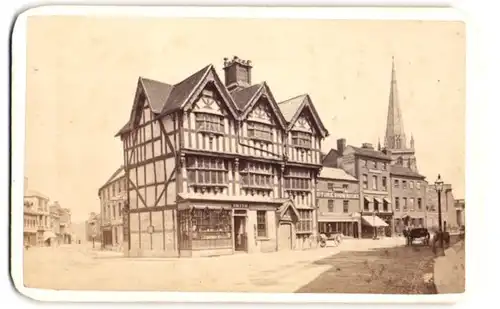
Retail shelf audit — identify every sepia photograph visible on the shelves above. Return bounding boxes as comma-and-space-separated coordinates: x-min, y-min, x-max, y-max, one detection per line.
12, 6, 466, 301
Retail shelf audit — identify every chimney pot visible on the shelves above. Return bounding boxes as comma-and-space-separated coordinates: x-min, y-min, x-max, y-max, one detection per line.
223, 56, 252, 91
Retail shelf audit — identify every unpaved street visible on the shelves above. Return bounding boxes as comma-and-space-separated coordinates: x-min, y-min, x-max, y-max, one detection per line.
22, 238, 406, 293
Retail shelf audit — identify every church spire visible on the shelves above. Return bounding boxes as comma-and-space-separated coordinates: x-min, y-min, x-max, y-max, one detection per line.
384, 56, 407, 150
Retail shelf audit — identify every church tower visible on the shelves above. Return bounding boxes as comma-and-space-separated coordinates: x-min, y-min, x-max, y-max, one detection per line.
383, 57, 418, 171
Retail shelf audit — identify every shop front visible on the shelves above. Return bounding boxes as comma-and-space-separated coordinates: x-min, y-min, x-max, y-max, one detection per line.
176, 194, 289, 257
318, 216, 359, 238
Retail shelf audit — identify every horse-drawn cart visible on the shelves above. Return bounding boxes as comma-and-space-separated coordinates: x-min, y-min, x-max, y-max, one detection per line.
319, 233, 343, 248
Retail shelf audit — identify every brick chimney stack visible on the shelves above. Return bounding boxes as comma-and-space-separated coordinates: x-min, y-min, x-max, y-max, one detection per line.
337, 138, 346, 156
223, 56, 252, 92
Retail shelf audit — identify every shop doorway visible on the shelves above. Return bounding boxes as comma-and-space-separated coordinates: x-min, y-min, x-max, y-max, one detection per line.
234, 215, 247, 252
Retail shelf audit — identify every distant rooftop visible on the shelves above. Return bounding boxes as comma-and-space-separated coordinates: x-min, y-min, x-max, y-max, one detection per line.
318, 167, 357, 182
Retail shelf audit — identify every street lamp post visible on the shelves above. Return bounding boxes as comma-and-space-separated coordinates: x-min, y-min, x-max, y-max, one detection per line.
434, 174, 444, 250
372, 208, 379, 240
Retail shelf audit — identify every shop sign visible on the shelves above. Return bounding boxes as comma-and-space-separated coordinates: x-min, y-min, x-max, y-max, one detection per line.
233, 203, 249, 209
317, 191, 359, 199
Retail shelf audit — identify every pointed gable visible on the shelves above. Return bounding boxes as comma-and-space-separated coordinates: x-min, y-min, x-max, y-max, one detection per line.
278, 94, 328, 138
179, 65, 240, 119
238, 82, 287, 130
231, 84, 262, 110
140, 78, 173, 113
116, 64, 241, 137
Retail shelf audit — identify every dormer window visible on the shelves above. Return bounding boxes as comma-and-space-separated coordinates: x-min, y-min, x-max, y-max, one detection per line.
291, 131, 312, 149
247, 121, 273, 143
195, 113, 224, 135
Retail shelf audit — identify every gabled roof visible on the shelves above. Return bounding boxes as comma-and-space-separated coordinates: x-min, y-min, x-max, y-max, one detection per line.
231, 84, 262, 110
350, 146, 392, 161
98, 165, 125, 194
140, 78, 173, 113
390, 165, 425, 179
159, 65, 212, 115
319, 167, 358, 182
237, 82, 287, 130
278, 94, 328, 137
116, 65, 240, 137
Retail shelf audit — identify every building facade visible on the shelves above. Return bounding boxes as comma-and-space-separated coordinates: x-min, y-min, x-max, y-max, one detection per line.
24, 200, 38, 246
426, 183, 458, 232
322, 139, 393, 238
49, 201, 72, 245
98, 166, 126, 249
85, 212, 102, 243
316, 167, 360, 238
390, 165, 427, 234
115, 56, 328, 257
24, 188, 53, 246
454, 199, 465, 227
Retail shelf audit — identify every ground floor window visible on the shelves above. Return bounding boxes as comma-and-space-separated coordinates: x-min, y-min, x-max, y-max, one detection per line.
297, 210, 313, 233
318, 221, 357, 238
179, 208, 232, 250
257, 210, 267, 237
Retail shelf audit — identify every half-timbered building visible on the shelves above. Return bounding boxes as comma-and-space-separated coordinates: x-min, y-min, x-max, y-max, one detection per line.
116, 56, 328, 257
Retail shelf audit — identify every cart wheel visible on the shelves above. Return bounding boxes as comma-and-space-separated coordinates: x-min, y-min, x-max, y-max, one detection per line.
320, 241, 326, 248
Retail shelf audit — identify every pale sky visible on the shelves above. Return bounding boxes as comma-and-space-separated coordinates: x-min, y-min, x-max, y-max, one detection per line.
25, 17, 465, 222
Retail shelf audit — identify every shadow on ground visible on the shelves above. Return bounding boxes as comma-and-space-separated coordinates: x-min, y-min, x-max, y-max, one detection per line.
296, 244, 439, 294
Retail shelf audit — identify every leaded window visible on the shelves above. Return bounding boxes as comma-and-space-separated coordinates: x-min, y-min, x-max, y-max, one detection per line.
186, 157, 228, 185
195, 113, 224, 134
291, 131, 312, 148
297, 209, 313, 233
247, 122, 273, 142
284, 168, 311, 191
240, 162, 273, 188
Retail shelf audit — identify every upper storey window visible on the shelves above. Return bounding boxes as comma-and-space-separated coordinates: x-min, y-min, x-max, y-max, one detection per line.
186, 157, 228, 187
284, 168, 311, 192
195, 113, 224, 135
240, 161, 273, 192
248, 122, 273, 143
291, 131, 312, 149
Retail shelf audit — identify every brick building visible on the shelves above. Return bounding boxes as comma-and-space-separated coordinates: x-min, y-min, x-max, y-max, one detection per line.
115, 56, 328, 257
316, 167, 360, 238
322, 139, 393, 238
49, 202, 72, 244
98, 165, 126, 250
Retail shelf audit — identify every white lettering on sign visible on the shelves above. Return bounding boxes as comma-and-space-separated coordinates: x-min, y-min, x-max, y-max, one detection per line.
317, 191, 359, 199
233, 204, 249, 209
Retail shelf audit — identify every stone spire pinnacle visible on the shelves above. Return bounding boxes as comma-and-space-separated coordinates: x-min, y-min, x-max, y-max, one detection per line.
384, 56, 407, 150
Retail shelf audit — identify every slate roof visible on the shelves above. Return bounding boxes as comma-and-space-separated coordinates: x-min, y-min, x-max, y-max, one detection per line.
231, 83, 262, 110
116, 61, 327, 138
319, 167, 358, 182
390, 165, 425, 179
278, 94, 307, 122
350, 146, 392, 161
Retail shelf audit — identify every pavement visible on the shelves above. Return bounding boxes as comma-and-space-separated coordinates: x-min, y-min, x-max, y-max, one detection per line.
22, 237, 405, 293
433, 240, 465, 294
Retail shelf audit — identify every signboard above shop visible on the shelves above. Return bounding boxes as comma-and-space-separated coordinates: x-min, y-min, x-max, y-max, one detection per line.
317, 191, 360, 199
233, 204, 249, 209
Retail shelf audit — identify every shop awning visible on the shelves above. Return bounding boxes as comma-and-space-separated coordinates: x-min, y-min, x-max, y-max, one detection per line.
43, 231, 56, 240
383, 198, 392, 204
361, 215, 389, 227
364, 196, 373, 203
374, 198, 383, 204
